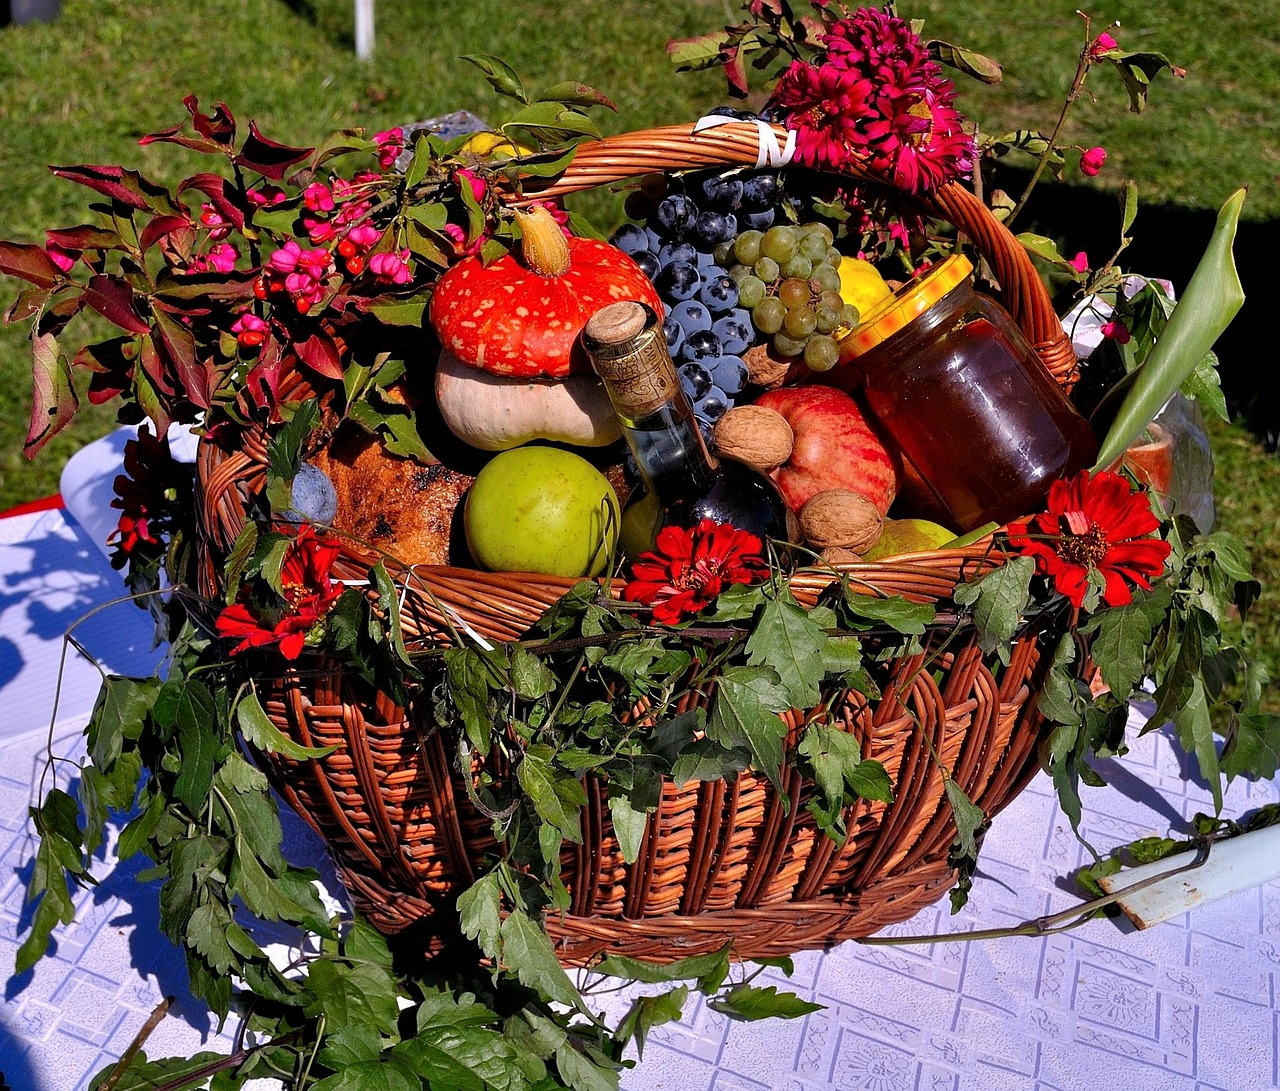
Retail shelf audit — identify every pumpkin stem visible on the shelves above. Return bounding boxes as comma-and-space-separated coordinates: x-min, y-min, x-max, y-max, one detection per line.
515, 205, 571, 277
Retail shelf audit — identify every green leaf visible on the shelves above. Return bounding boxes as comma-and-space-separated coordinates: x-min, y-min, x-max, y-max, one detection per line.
666, 31, 733, 72
266, 397, 319, 481
607, 788, 651, 865
1095, 188, 1246, 470
499, 909, 584, 1009
707, 665, 790, 795
707, 984, 823, 1021
746, 593, 827, 709
187, 900, 242, 975
236, 689, 337, 759
25, 329, 77, 458
554, 1040, 620, 1091
510, 643, 557, 700
310, 1057, 420, 1091
517, 744, 586, 844
462, 53, 530, 103
1106, 48, 1186, 114
458, 872, 503, 960
944, 778, 985, 862
88, 675, 159, 770
445, 647, 498, 755
616, 985, 688, 1059
1223, 711, 1280, 781
839, 591, 934, 636
316, 1025, 386, 1067
505, 102, 601, 140
595, 944, 731, 990
539, 81, 617, 111
173, 714, 219, 814
1090, 603, 1152, 699
1173, 676, 1222, 811
669, 737, 750, 787
953, 556, 1035, 659
305, 958, 403, 1036
88, 1052, 232, 1091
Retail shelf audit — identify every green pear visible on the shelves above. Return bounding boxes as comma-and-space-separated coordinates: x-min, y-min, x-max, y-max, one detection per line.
862, 517, 957, 561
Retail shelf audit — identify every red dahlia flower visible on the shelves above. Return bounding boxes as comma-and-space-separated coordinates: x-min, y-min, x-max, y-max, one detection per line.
1005, 469, 1171, 608
216, 525, 344, 659
108, 425, 190, 565
623, 518, 771, 625
766, 7, 973, 194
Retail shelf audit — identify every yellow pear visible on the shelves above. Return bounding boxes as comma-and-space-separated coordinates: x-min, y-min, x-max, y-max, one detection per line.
862, 517, 957, 560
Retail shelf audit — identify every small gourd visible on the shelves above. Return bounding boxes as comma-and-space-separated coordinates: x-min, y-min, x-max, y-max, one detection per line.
427, 205, 663, 378
434, 349, 621, 451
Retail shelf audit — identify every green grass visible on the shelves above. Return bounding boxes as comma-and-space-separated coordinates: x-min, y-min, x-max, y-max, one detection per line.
0, 0, 1276, 702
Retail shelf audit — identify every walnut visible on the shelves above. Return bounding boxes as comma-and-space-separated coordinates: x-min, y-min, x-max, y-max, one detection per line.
713, 404, 794, 470
820, 545, 864, 566
743, 343, 794, 390
798, 489, 884, 551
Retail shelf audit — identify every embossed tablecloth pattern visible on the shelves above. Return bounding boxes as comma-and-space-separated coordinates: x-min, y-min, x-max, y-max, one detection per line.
1, 506, 1277, 1091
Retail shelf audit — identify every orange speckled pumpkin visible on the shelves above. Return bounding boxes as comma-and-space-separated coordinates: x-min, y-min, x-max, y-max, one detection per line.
428, 205, 663, 379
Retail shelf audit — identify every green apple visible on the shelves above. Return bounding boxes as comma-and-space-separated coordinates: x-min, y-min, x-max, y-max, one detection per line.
464, 446, 620, 577
862, 516, 957, 560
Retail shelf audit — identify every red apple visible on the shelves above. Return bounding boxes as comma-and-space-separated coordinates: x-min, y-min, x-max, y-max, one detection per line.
753, 386, 901, 517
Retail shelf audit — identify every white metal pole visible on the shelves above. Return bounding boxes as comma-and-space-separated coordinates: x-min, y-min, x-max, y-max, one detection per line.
354, 0, 375, 61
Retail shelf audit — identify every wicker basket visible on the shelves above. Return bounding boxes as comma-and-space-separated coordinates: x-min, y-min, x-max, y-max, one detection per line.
193, 122, 1084, 964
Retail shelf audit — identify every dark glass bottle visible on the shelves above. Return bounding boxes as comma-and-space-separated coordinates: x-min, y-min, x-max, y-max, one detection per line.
581, 300, 789, 557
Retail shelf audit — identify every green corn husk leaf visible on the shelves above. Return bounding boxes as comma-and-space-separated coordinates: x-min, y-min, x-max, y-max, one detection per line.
1093, 187, 1246, 471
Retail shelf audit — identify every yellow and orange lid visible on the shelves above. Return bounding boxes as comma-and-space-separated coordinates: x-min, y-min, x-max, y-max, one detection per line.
837, 254, 973, 361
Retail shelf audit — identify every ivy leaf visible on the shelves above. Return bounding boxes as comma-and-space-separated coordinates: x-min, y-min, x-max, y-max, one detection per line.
499, 908, 584, 1009
458, 871, 503, 960
953, 556, 1034, 659
237, 689, 337, 759
305, 959, 402, 1036
1222, 710, 1280, 781
517, 744, 586, 844
1089, 601, 1152, 699
316, 1025, 385, 1067
88, 675, 160, 771
616, 985, 688, 1059
1173, 676, 1222, 812
595, 944, 731, 992
943, 778, 987, 913
707, 665, 790, 794
707, 984, 822, 1021
309, 1057, 420, 1091
607, 782, 655, 865
445, 647, 499, 755
839, 590, 934, 636
554, 1040, 621, 1091
509, 643, 557, 700
1036, 632, 1083, 727
85, 1052, 232, 1090
746, 592, 827, 709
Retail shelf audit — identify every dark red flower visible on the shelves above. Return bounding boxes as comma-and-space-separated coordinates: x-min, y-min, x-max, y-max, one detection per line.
623, 518, 770, 625
108, 425, 191, 565
216, 525, 344, 659
1005, 469, 1172, 608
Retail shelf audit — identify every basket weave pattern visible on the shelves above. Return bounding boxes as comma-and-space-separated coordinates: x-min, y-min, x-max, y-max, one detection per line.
194, 122, 1083, 963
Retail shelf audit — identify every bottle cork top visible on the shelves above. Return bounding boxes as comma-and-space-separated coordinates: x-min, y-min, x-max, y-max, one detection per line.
584, 300, 648, 346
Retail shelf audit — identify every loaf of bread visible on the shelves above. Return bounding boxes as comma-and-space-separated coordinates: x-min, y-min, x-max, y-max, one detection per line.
312, 426, 474, 567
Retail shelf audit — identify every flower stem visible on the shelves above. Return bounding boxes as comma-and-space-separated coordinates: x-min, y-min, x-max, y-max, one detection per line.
1006, 27, 1095, 229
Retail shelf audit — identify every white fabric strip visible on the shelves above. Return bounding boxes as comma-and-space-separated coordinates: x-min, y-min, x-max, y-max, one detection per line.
691, 114, 797, 169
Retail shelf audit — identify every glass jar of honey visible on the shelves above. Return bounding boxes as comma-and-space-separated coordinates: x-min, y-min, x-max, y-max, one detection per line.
840, 255, 1097, 532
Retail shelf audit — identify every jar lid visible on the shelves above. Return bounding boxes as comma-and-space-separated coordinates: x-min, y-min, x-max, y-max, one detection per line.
839, 254, 974, 358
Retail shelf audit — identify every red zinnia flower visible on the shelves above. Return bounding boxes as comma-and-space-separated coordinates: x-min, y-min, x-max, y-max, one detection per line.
623, 518, 771, 625
1005, 469, 1171, 608
216, 525, 344, 659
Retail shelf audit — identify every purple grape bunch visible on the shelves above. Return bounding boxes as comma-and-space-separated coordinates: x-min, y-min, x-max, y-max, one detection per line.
610, 161, 785, 441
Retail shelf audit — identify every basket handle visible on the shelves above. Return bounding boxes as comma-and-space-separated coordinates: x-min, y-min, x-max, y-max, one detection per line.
515, 121, 1079, 388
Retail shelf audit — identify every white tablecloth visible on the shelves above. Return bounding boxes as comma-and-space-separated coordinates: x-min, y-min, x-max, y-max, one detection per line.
1, 434, 1278, 1090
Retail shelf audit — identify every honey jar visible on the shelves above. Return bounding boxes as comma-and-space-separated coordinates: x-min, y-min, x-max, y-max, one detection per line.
840, 255, 1097, 532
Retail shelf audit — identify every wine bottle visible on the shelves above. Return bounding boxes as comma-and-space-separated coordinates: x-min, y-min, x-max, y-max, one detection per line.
581, 300, 789, 557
